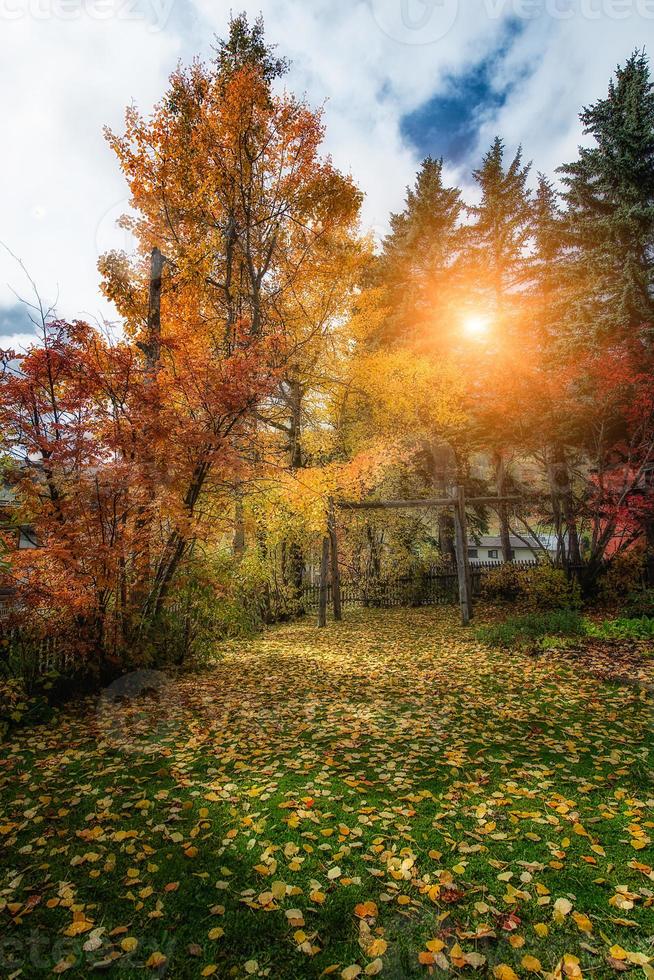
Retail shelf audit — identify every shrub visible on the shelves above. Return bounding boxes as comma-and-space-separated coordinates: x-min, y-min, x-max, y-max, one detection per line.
524, 564, 582, 611
479, 563, 528, 602
586, 617, 654, 640
479, 562, 581, 610
623, 589, 654, 619
476, 610, 585, 648
598, 549, 646, 604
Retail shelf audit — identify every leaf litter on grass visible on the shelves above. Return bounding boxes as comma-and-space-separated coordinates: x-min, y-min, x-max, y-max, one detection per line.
0, 606, 652, 978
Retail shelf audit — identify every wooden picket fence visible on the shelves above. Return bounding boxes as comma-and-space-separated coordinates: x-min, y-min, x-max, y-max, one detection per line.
300, 560, 543, 611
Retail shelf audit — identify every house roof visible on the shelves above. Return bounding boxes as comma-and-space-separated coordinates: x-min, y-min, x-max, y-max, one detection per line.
474, 535, 550, 551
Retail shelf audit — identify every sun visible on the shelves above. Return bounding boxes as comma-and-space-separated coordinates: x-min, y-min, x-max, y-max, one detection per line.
462, 313, 491, 339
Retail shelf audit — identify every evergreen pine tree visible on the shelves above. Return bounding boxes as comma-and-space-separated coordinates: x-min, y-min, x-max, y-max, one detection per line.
558, 50, 654, 339
466, 136, 532, 313
373, 156, 463, 350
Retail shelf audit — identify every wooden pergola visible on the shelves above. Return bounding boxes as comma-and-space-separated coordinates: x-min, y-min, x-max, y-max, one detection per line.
318, 487, 520, 628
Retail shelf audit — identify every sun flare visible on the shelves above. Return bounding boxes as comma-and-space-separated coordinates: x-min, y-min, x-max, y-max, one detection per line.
462, 313, 491, 339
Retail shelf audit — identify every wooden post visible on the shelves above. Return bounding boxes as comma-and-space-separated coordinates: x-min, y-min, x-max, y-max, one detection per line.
328, 498, 342, 621
318, 536, 330, 628
453, 485, 473, 626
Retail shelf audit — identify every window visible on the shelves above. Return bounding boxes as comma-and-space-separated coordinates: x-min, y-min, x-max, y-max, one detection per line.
18, 527, 39, 549
509, 548, 515, 560
487, 549, 499, 559
468, 548, 478, 559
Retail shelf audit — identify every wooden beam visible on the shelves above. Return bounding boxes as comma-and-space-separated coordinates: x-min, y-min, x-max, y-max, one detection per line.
338, 498, 453, 511
337, 495, 521, 512
318, 536, 330, 628
467, 495, 522, 507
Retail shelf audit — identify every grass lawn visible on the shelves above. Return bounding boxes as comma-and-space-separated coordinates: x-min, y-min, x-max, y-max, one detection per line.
0, 607, 653, 979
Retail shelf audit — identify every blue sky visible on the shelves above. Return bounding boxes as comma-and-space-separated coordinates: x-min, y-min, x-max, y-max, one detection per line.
0, 0, 651, 348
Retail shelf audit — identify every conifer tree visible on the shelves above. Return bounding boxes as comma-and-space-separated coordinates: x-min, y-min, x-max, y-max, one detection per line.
374, 156, 464, 350
558, 50, 654, 340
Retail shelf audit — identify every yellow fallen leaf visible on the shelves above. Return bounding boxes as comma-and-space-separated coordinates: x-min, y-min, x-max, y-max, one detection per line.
342, 967, 362, 980
572, 912, 593, 934
522, 955, 542, 973
208, 927, 224, 940
146, 952, 167, 969
494, 966, 519, 980
365, 960, 383, 976
120, 937, 138, 953
354, 901, 378, 918
553, 897, 573, 920
562, 954, 582, 978
53, 956, 76, 974
63, 917, 94, 937
201, 968, 217, 977
367, 939, 387, 957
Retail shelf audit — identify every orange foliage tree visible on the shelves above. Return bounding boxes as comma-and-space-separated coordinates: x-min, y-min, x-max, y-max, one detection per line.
0, 16, 362, 671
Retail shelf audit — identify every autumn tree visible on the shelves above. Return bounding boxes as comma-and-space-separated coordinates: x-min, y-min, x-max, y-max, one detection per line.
0, 15, 363, 665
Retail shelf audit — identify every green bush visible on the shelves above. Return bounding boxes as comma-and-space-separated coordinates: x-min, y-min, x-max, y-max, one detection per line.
524, 564, 582, 611
480, 562, 581, 610
598, 550, 646, 603
586, 617, 654, 640
623, 589, 654, 619
479, 563, 528, 602
476, 610, 585, 648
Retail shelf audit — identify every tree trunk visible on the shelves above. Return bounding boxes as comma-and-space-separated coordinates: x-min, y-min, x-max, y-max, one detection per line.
643, 469, 654, 586
233, 491, 245, 556
494, 451, 513, 563
328, 498, 342, 621
550, 444, 581, 564
427, 442, 456, 563
318, 536, 329, 628
285, 376, 305, 594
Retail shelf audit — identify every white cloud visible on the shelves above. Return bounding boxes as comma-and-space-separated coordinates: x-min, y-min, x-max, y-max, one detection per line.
0, 1, 182, 330
0, 332, 39, 352
473, 4, 651, 179
0, 0, 650, 344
